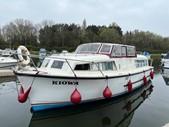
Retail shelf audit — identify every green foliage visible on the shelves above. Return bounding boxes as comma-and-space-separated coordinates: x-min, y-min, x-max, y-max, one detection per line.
123, 30, 169, 53
100, 27, 122, 43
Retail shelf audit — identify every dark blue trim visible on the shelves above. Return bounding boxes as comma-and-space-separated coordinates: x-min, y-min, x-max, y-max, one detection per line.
32, 102, 73, 111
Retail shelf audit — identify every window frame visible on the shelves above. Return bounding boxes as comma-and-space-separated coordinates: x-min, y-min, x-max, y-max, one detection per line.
99, 44, 112, 54
50, 60, 64, 69
111, 45, 122, 57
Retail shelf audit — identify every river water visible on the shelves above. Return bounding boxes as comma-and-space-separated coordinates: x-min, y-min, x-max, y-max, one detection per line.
0, 70, 169, 127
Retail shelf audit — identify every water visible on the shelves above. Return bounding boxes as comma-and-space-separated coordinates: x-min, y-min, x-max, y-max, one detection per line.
0, 72, 169, 127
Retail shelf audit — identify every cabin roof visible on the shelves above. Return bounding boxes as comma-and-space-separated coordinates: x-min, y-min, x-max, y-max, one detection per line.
74, 42, 136, 57
77, 42, 135, 47
48, 53, 110, 63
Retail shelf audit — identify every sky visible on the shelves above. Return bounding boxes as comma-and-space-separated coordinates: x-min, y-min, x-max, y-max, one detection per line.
0, 0, 169, 37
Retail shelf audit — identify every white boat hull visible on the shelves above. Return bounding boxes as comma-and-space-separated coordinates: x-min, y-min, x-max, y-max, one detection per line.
0, 62, 17, 69
0, 57, 17, 69
16, 68, 153, 111
29, 81, 153, 127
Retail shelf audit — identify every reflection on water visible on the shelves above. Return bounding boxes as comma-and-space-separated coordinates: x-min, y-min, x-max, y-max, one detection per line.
29, 81, 153, 127
161, 68, 169, 86
0, 80, 32, 127
162, 75, 169, 86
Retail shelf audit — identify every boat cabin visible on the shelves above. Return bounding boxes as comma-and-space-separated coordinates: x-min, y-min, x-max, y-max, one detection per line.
40, 43, 148, 74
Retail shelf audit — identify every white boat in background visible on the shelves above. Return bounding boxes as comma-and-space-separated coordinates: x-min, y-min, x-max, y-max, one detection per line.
161, 52, 169, 73
2, 48, 13, 56
0, 48, 18, 69
13, 42, 154, 111
0, 56, 18, 69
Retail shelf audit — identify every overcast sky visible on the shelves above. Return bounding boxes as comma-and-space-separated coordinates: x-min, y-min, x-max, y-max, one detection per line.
0, 0, 168, 37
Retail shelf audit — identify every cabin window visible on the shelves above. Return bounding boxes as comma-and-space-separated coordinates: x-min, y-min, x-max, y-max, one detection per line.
91, 63, 100, 71
112, 46, 121, 56
74, 64, 90, 70
127, 46, 136, 56
101, 62, 113, 70
106, 61, 117, 70
91, 62, 117, 71
41, 59, 50, 67
51, 60, 64, 69
135, 60, 148, 68
77, 44, 100, 53
121, 46, 127, 56
99, 45, 112, 54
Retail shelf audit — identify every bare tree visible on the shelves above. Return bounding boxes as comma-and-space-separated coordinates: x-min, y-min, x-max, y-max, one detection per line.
2, 19, 37, 46
35, 20, 55, 44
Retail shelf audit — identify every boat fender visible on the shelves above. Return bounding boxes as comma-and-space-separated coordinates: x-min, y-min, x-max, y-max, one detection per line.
127, 80, 132, 92
143, 75, 147, 85
70, 88, 81, 104
18, 85, 31, 103
103, 86, 112, 98
150, 71, 154, 79
17, 45, 30, 65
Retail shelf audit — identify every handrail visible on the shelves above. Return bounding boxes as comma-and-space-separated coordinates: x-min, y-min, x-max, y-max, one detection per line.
12, 52, 107, 77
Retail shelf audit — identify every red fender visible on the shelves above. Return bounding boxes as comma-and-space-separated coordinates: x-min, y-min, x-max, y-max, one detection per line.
70, 88, 81, 104
150, 71, 154, 79
18, 85, 31, 103
143, 75, 147, 85
128, 80, 132, 92
103, 86, 112, 98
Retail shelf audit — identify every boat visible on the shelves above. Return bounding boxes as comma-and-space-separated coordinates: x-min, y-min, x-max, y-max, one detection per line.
29, 81, 153, 127
161, 51, 169, 73
137, 51, 151, 60
0, 56, 18, 69
0, 48, 18, 69
1, 48, 13, 56
13, 42, 154, 111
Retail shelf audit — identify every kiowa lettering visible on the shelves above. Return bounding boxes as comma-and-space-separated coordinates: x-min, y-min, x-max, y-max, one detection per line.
52, 81, 79, 85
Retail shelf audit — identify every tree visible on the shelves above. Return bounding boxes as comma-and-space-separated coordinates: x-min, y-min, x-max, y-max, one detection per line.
86, 25, 100, 42
0, 27, 4, 45
123, 30, 169, 53
2, 19, 37, 47
82, 19, 87, 30
100, 27, 121, 43
109, 22, 123, 36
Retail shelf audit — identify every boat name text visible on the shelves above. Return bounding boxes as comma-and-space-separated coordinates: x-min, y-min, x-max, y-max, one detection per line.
52, 81, 79, 85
